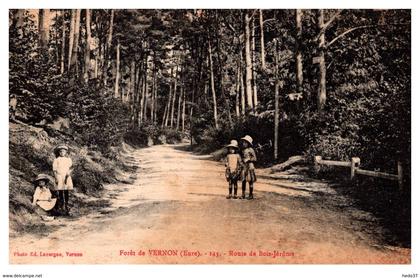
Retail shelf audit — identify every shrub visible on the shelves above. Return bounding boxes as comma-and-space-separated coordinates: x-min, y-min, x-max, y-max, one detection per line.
161, 128, 182, 144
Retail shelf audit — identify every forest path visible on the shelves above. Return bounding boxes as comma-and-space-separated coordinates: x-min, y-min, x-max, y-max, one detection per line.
10, 144, 410, 264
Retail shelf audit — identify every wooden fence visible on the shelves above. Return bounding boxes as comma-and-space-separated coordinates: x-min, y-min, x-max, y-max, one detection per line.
314, 156, 403, 191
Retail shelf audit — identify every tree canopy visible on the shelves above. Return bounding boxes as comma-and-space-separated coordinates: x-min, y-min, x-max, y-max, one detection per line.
9, 9, 410, 173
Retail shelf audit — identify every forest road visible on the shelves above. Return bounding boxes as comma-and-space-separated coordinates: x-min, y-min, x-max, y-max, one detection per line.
10, 143, 410, 264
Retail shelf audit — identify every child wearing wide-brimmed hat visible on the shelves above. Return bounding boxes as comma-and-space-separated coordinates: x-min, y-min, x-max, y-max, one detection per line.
53, 144, 73, 215
240, 135, 257, 200
32, 173, 57, 220
224, 140, 243, 199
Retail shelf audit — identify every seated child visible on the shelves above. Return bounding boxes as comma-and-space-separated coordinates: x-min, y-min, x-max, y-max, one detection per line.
32, 174, 57, 221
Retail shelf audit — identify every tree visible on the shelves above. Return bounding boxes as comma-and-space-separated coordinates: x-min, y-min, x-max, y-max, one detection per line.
170, 64, 177, 127
114, 40, 120, 98
84, 9, 92, 82
38, 9, 50, 49
182, 83, 186, 132
208, 37, 219, 129
251, 15, 258, 108
274, 39, 280, 160
60, 10, 66, 74
67, 10, 75, 71
11, 9, 25, 39
235, 61, 241, 117
240, 51, 245, 115
150, 60, 156, 121
140, 54, 148, 124
69, 9, 81, 75
163, 67, 173, 127
295, 9, 304, 98
315, 9, 342, 110
104, 9, 114, 86
317, 9, 327, 110
244, 11, 254, 111
259, 9, 266, 70
176, 71, 183, 130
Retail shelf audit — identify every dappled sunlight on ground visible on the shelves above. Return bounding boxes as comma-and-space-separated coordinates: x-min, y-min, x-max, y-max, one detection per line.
10, 144, 410, 264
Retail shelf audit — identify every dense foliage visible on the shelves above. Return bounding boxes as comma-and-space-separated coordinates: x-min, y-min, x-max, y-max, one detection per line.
9, 9, 410, 180
9, 11, 131, 151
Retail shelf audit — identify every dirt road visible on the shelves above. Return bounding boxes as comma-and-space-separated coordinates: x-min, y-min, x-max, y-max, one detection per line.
10, 144, 410, 264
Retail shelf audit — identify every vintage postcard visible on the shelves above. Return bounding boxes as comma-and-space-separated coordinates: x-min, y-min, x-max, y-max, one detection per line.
7, 8, 411, 268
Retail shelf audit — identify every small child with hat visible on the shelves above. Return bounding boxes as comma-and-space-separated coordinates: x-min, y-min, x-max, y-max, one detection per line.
240, 135, 257, 200
53, 144, 73, 215
32, 173, 57, 220
224, 140, 243, 199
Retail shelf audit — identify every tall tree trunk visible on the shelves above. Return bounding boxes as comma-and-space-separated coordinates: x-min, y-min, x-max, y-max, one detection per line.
38, 9, 50, 49
69, 9, 81, 75
251, 17, 258, 108
244, 11, 254, 111
189, 75, 196, 147
221, 71, 233, 127
67, 10, 75, 71
114, 40, 120, 98
162, 101, 168, 128
94, 55, 98, 79
202, 77, 209, 108
274, 81, 280, 160
143, 80, 148, 122
60, 10, 66, 74
138, 64, 144, 126
150, 61, 156, 122
176, 81, 183, 130
164, 67, 173, 127
133, 63, 141, 127
274, 39, 280, 160
130, 61, 136, 104
54, 11, 60, 68
208, 38, 219, 129
170, 66, 178, 128
296, 9, 304, 98
182, 83, 186, 132
13, 10, 25, 39
98, 43, 104, 80
139, 58, 148, 124
107, 10, 114, 53
190, 59, 199, 146
240, 59, 246, 115
153, 70, 158, 124
143, 59, 149, 122
84, 9, 92, 82
104, 10, 114, 86
235, 61, 241, 117
259, 9, 266, 70
215, 12, 233, 128
317, 9, 327, 110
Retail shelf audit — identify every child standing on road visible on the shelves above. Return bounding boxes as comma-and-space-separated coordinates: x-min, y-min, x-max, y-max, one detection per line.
53, 145, 73, 215
240, 135, 257, 200
225, 140, 242, 199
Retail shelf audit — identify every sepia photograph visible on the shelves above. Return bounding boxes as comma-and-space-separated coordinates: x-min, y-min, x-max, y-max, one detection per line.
4, 4, 414, 272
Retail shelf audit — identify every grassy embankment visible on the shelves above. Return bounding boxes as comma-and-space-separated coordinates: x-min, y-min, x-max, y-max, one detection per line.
9, 122, 137, 237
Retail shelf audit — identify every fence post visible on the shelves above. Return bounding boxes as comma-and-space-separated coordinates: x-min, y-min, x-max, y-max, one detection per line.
314, 156, 322, 173
351, 157, 361, 180
398, 161, 403, 191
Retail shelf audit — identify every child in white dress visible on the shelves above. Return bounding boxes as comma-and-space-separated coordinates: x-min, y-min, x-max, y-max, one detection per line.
32, 173, 57, 220
53, 145, 73, 214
